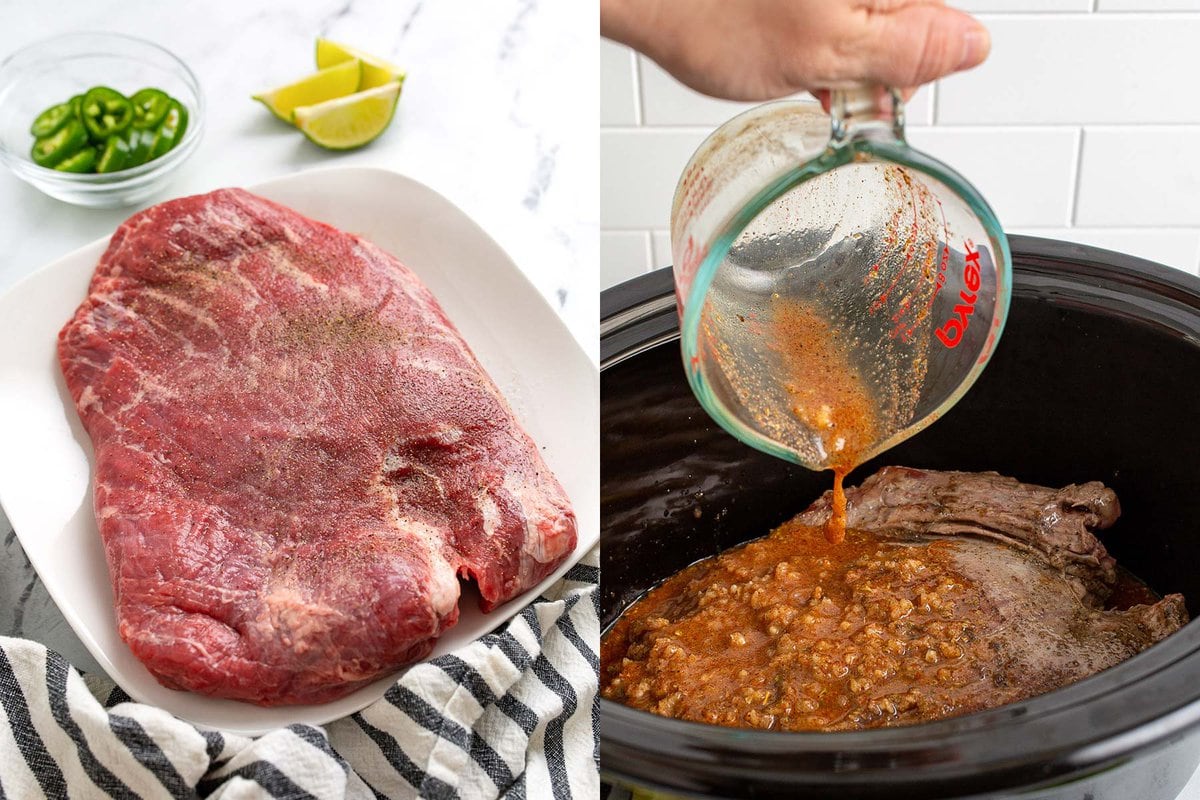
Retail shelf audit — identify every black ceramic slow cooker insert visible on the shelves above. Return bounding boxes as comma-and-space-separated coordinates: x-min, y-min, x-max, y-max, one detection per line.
600, 236, 1200, 800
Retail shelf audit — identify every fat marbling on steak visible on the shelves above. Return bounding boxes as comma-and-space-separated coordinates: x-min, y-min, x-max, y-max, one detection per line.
57, 188, 577, 706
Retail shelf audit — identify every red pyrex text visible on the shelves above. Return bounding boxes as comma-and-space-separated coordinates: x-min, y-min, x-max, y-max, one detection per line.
935, 240, 982, 349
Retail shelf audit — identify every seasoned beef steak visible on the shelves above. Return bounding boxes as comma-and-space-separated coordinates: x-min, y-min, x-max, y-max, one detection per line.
57, 188, 577, 706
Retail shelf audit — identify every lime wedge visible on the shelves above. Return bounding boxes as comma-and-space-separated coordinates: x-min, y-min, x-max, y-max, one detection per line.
316, 39, 406, 89
293, 81, 402, 150
361, 62, 406, 91
253, 59, 362, 123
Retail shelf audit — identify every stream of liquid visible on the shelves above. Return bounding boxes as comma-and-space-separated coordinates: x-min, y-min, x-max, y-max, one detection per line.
770, 297, 880, 543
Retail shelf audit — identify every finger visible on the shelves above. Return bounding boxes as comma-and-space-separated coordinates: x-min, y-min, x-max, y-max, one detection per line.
860, 6, 990, 88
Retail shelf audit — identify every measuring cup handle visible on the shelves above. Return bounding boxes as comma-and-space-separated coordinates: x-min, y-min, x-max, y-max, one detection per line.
829, 87, 906, 145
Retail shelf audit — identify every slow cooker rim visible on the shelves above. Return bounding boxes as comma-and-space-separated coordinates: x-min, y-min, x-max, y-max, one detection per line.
600, 235, 1200, 792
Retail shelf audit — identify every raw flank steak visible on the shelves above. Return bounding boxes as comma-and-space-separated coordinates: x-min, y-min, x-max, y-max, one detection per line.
57, 188, 577, 705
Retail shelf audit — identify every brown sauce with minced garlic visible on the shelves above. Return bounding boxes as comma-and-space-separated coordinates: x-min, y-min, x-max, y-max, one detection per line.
603, 521, 996, 731
602, 518, 1164, 732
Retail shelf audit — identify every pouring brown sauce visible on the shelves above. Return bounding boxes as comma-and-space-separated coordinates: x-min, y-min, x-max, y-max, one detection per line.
770, 298, 878, 543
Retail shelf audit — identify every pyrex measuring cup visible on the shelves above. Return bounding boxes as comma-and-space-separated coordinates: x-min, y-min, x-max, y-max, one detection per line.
671, 88, 1011, 471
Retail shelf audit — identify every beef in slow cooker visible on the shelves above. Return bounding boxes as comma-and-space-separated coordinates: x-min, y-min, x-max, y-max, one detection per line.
600, 467, 1188, 731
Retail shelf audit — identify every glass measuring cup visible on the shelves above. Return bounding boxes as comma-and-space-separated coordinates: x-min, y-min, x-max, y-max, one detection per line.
671, 88, 1011, 471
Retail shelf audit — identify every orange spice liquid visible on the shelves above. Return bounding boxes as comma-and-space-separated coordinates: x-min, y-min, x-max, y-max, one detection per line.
770, 300, 878, 543
826, 467, 850, 543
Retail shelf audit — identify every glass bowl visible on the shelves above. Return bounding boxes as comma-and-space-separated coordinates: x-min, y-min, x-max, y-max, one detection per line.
0, 32, 204, 208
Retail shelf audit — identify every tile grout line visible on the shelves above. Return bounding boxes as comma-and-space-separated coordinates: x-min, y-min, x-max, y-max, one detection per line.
633, 51, 645, 127
1067, 127, 1086, 227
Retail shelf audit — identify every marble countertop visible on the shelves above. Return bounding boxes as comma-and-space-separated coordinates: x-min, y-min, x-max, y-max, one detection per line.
0, 0, 596, 352
0, 0, 594, 680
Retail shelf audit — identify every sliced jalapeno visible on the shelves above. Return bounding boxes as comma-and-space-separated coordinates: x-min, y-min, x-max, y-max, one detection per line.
53, 146, 98, 173
149, 100, 188, 158
130, 88, 171, 130
30, 102, 75, 138
30, 119, 88, 168
96, 135, 131, 174
81, 86, 134, 142
28, 86, 190, 174
122, 126, 155, 168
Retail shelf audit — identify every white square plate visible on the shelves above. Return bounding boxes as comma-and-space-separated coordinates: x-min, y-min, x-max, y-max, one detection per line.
0, 166, 598, 734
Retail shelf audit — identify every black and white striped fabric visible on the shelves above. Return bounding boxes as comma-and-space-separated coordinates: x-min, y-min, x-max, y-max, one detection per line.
0, 547, 598, 800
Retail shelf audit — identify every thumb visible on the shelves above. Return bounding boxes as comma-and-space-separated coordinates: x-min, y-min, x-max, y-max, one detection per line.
860, 6, 990, 88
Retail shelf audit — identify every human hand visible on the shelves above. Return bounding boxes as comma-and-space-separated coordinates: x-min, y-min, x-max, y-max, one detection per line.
601, 0, 990, 103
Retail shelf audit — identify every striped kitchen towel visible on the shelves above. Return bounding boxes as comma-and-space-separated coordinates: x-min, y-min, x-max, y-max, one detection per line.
0, 546, 598, 800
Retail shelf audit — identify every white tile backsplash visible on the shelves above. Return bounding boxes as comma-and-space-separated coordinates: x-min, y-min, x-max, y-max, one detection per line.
600, 40, 638, 126
938, 16, 1200, 125
651, 230, 672, 270
906, 128, 1079, 228
601, 12, 1200, 288
601, 129, 708, 229
1074, 127, 1200, 226
601, 231, 653, 286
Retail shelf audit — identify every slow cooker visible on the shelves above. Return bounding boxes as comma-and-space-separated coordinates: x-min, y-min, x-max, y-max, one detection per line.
600, 236, 1200, 799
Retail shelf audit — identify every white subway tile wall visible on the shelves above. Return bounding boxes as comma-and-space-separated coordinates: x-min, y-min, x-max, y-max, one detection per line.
600, 231, 652, 289
937, 17, 1200, 125
1074, 128, 1200, 226
600, 3, 1200, 287
904, 127, 1080, 227
600, 40, 639, 126
600, 129, 709, 230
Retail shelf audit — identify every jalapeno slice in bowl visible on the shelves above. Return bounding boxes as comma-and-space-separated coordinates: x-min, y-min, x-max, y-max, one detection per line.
25, 83, 193, 175
121, 126, 156, 168
96, 135, 132, 174
149, 100, 188, 158
130, 88, 171, 130
81, 86, 134, 142
30, 101, 75, 138
30, 119, 88, 168
53, 146, 98, 173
